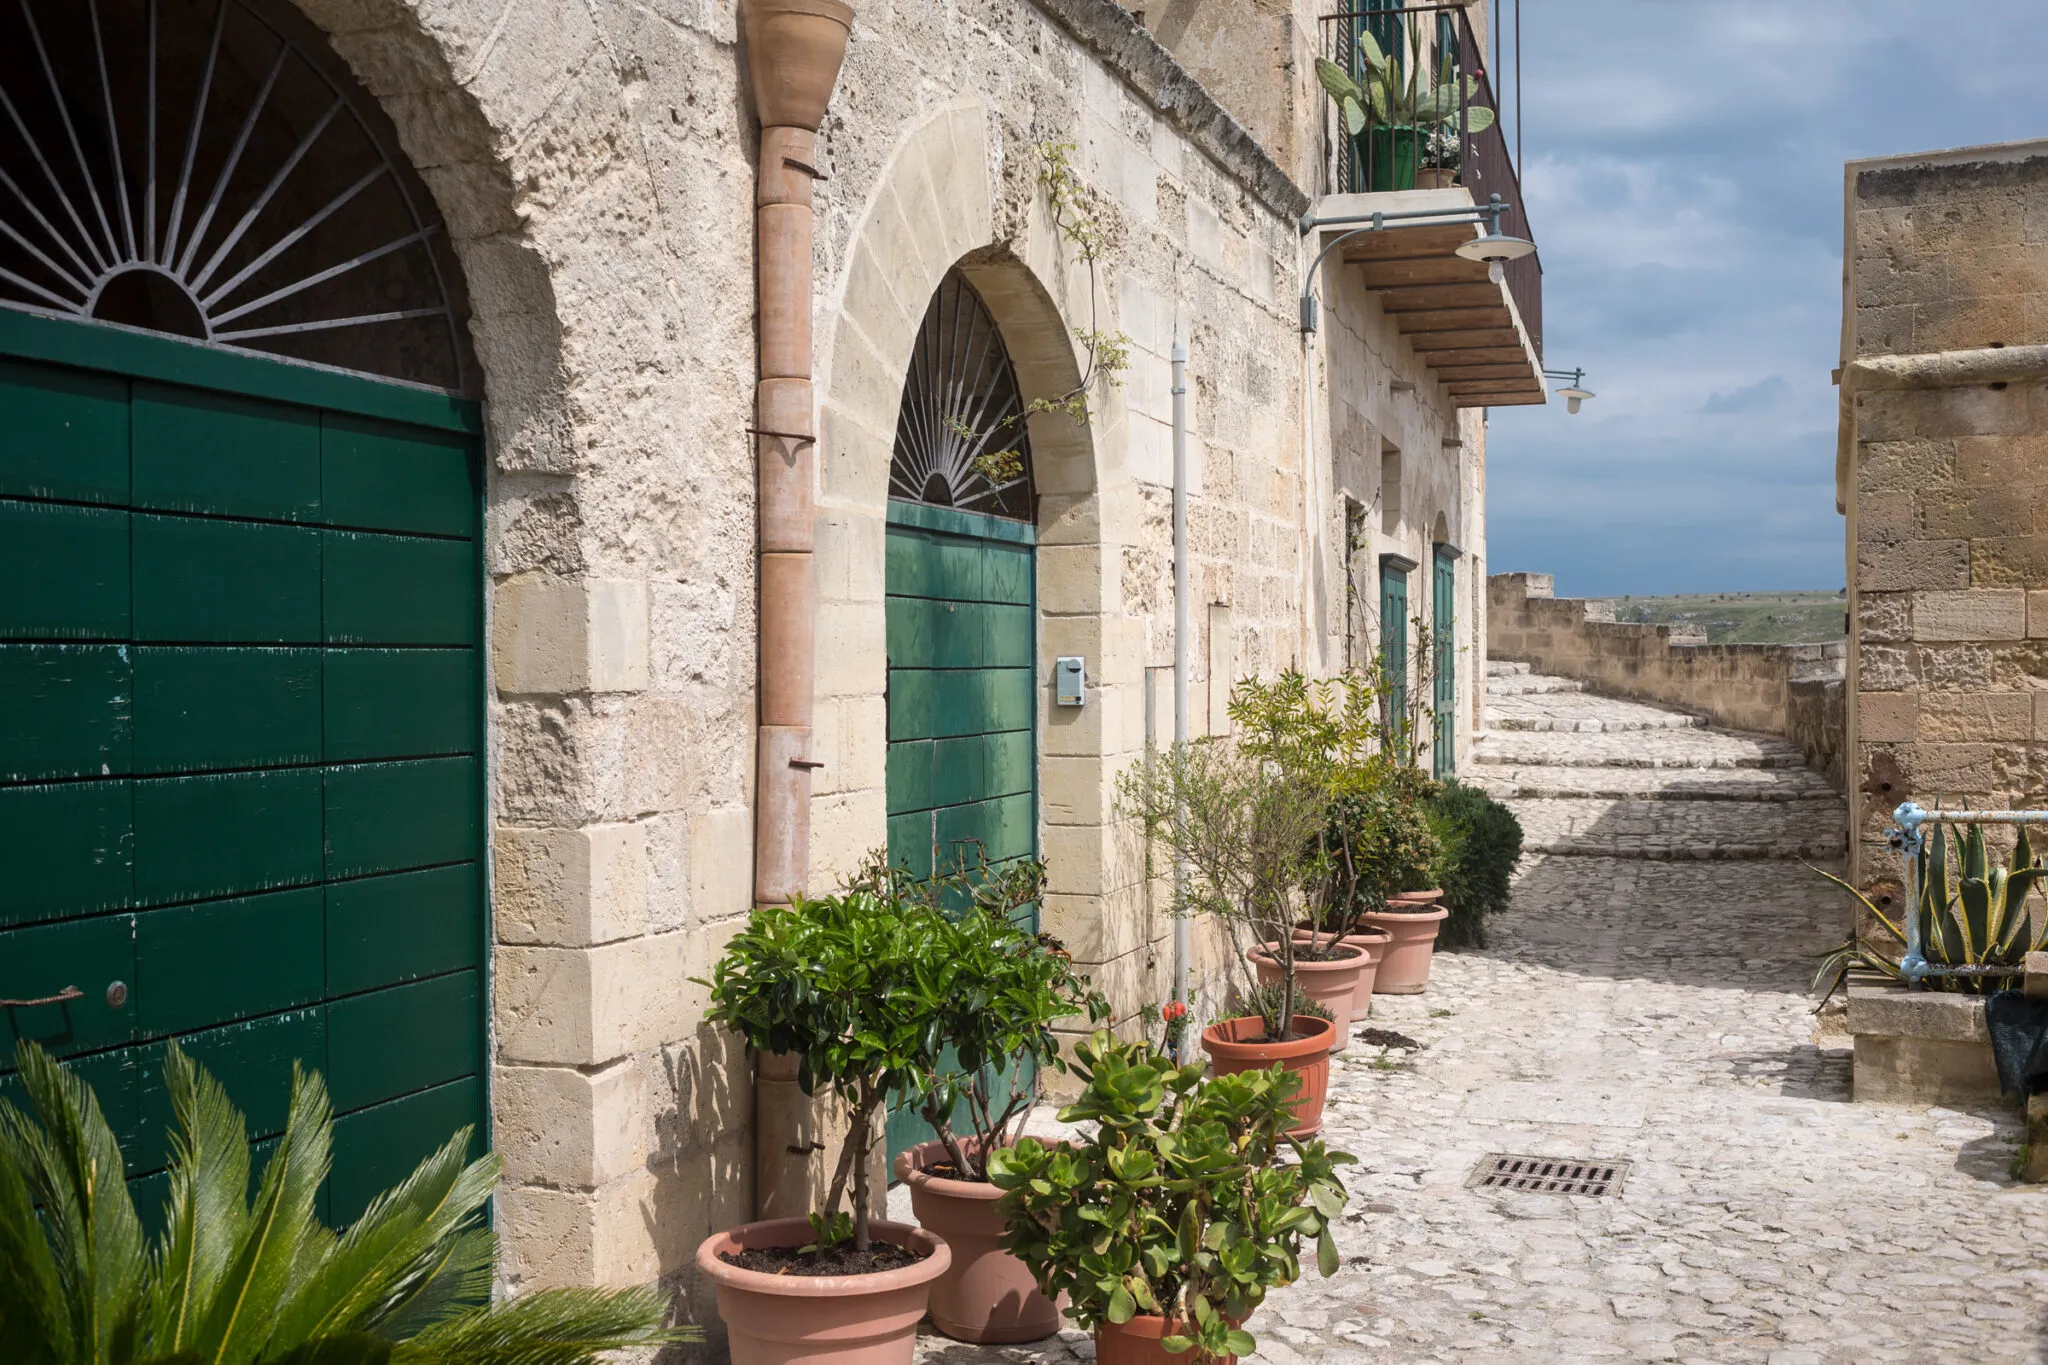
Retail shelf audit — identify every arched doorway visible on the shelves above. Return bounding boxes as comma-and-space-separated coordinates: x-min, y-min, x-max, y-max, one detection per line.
880, 270, 1038, 1161
0, 0, 484, 1225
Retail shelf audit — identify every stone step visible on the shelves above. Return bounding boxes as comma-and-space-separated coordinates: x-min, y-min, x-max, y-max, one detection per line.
1501, 796, 1849, 861
1486, 692, 1706, 733
1475, 764, 1842, 803
1486, 674, 1585, 697
1485, 659, 1532, 677
1468, 728, 1809, 770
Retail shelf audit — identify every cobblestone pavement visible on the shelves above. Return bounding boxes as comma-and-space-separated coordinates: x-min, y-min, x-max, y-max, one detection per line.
907, 671, 2048, 1365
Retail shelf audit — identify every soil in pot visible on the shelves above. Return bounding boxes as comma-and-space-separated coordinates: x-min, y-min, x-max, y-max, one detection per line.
697, 1217, 950, 1365
895, 1139, 1063, 1344
718, 1243, 924, 1275
1362, 902, 1449, 995
1249, 940, 1364, 1051
1201, 1014, 1333, 1137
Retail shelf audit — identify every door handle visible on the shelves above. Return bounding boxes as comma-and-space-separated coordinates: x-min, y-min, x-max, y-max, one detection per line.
0, 985, 84, 1008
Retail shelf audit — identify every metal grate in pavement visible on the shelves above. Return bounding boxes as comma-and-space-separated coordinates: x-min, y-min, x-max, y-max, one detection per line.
1468, 1153, 1630, 1197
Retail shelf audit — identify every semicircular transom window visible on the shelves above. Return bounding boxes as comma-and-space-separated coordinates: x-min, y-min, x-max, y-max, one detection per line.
890, 271, 1034, 523
0, 0, 470, 391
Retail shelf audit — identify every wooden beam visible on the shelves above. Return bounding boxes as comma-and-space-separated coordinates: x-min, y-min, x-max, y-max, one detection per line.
1416, 347, 1531, 370
1406, 328, 1524, 352
1430, 363, 1536, 382
1453, 390, 1546, 408
1391, 306, 1511, 335
1333, 223, 1476, 260
1376, 283, 1504, 312
1354, 256, 1492, 289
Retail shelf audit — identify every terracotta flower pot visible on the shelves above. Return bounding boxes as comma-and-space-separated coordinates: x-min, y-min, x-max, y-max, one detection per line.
1248, 941, 1364, 1051
696, 1217, 951, 1365
742, 0, 855, 131
1362, 902, 1449, 994
1389, 888, 1445, 906
1414, 167, 1459, 189
892, 1140, 1061, 1344
1200, 1014, 1334, 1137
1096, 1312, 1245, 1365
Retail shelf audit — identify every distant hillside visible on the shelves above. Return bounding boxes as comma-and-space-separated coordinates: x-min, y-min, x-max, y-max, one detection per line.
1607, 589, 1848, 645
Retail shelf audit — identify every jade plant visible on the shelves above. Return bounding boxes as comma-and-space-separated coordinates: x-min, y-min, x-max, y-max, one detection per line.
1814, 823, 2048, 1002
0, 1040, 687, 1364
854, 851, 1106, 1182
988, 1032, 1352, 1362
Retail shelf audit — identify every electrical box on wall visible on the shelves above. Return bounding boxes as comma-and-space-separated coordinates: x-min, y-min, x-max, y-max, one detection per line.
1055, 656, 1086, 707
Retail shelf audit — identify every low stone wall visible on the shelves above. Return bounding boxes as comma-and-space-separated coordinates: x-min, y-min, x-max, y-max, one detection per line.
1488, 573, 1847, 770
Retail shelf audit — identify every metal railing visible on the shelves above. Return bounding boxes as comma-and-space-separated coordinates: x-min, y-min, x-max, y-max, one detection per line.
1890, 803, 2048, 986
1318, 5, 1541, 360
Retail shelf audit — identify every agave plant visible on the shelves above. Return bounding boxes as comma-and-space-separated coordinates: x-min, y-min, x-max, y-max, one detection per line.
1812, 823, 2048, 1004
0, 1040, 694, 1364
1314, 30, 1495, 138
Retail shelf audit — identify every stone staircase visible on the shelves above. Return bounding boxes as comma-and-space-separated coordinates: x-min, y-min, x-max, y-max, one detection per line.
1471, 661, 1847, 861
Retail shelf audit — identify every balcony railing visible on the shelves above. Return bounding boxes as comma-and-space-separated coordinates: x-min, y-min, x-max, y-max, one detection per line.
1318, 5, 1542, 361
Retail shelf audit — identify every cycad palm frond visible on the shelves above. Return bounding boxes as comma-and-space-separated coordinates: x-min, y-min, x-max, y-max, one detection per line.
0, 1042, 698, 1364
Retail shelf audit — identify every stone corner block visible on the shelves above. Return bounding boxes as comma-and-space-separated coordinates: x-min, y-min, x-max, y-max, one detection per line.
495, 822, 650, 948
494, 932, 692, 1068
493, 1059, 648, 1190
494, 577, 651, 695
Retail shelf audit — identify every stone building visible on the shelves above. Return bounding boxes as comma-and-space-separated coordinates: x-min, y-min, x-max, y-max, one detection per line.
0, 0, 1544, 1336
1838, 138, 2048, 884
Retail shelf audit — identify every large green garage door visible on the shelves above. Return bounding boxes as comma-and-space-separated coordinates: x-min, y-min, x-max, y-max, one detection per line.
0, 310, 485, 1224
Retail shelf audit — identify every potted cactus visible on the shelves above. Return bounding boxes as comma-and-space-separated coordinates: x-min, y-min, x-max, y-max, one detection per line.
1316, 31, 1493, 193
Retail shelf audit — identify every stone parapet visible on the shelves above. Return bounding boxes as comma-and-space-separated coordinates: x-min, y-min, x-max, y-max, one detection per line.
1486, 573, 1846, 764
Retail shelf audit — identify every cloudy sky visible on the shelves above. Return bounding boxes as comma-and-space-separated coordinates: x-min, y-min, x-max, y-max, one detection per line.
1484, 0, 2048, 597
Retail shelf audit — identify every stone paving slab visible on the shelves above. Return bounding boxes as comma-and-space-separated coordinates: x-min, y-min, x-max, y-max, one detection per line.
1506, 797, 1848, 860
1488, 675, 1586, 697
1488, 691, 1708, 734
1471, 729, 1809, 771
909, 855, 2048, 1365
1479, 763, 1844, 803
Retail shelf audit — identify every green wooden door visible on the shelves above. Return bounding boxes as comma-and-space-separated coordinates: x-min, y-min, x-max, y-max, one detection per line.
881, 501, 1037, 1164
1380, 557, 1410, 757
0, 310, 486, 1226
1433, 546, 1456, 779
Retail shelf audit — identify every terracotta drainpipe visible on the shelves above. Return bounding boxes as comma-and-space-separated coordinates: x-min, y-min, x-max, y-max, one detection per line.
741, 0, 853, 1220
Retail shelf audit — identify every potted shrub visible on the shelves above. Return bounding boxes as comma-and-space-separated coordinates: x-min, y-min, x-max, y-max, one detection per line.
1429, 778, 1524, 948
988, 1030, 1352, 1365
874, 854, 1107, 1344
696, 886, 953, 1364
1316, 36, 1494, 194
1330, 770, 1450, 994
0, 1040, 686, 1361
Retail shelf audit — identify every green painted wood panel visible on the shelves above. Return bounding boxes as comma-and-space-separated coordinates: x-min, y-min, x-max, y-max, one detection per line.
323, 533, 474, 645
1433, 547, 1456, 780
326, 864, 480, 996
135, 888, 325, 1036
130, 1008, 326, 1175
131, 384, 320, 521
329, 1077, 483, 1225
0, 645, 132, 782
0, 1047, 139, 1166
132, 517, 322, 643
0, 781, 133, 926
1381, 561, 1409, 748
322, 415, 478, 536
133, 770, 325, 906
324, 758, 477, 879
935, 792, 1035, 867
0, 502, 130, 639
323, 650, 473, 761
132, 648, 321, 773
0, 914, 137, 1064
0, 357, 129, 503
324, 972, 479, 1113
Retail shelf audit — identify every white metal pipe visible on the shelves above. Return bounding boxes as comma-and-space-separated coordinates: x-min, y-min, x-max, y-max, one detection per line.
1171, 336, 1190, 1044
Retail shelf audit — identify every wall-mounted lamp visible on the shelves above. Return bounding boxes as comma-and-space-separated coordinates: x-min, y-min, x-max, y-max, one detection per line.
1299, 194, 1529, 333
1545, 367, 1595, 414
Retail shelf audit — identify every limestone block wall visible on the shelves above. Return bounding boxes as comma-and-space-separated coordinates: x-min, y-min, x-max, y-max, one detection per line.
1488, 573, 1847, 744
1841, 141, 2048, 882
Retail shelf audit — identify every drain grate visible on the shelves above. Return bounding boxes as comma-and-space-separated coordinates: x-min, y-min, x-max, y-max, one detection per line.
1468, 1154, 1630, 1197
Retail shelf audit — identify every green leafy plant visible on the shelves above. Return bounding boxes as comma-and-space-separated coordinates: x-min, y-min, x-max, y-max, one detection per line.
1324, 771, 1445, 929
1813, 823, 2048, 1003
987, 1032, 1351, 1363
699, 885, 949, 1253
1314, 33, 1494, 139
0, 1040, 687, 1365
852, 851, 1105, 1182
1428, 780, 1523, 947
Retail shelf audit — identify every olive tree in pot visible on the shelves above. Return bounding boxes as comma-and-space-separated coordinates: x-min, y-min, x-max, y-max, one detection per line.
695, 886, 953, 1365
989, 1031, 1352, 1365
872, 854, 1108, 1344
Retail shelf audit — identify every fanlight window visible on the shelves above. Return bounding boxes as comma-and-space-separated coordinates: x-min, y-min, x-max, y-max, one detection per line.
890, 272, 1033, 523
0, 0, 468, 391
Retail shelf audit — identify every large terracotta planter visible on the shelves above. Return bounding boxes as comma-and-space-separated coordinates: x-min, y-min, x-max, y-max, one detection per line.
697, 1217, 950, 1365
893, 1140, 1061, 1344
1362, 901, 1449, 994
1200, 1015, 1333, 1137
1249, 941, 1364, 1051
1096, 1313, 1244, 1365
742, 0, 855, 130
